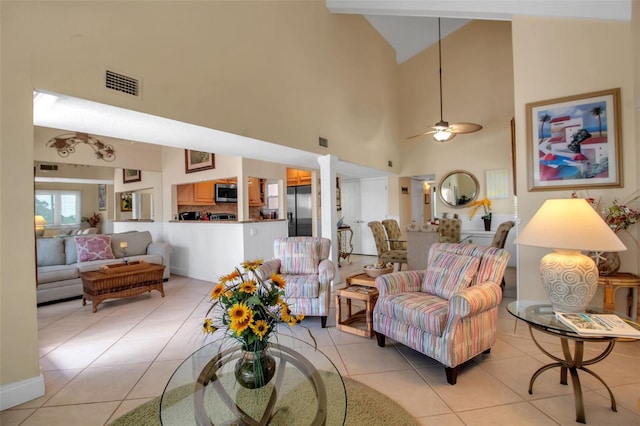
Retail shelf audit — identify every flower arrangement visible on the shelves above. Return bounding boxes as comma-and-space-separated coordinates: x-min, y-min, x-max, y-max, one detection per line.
467, 198, 492, 220
202, 260, 304, 352
82, 212, 101, 227
602, 191, 640, 234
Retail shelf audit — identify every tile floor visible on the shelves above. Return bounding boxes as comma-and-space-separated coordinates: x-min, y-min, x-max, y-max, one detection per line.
2, 255, 639, 425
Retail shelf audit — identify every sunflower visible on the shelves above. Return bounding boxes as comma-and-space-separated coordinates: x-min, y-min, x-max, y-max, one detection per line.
210, 283, 225, 299
271, 273, 286, 289
219, 270, 241, 284
228, 302, 251, 323
242, 259, 263, 271
250, 319, 269, 339
239, 280, 257, 294
230, 311, 253, 335
202, 318, 216, 334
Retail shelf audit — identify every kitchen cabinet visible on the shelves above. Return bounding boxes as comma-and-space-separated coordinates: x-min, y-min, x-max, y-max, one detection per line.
248, 177, 264, 206
194, 181, 214, 203
286, 169, 312, 187
177, 182, 215, 206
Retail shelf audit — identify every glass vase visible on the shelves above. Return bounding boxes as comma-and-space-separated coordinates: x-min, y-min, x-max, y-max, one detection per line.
234, 346, 276, 389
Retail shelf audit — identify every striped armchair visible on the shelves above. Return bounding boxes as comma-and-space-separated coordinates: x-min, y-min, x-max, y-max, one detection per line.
256, 237, 336, 328
373, 243, 509, 385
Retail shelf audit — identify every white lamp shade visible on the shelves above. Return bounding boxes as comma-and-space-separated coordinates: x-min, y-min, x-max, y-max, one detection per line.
515, 199, 626, 252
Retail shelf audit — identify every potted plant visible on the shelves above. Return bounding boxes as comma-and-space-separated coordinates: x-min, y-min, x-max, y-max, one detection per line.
468, 198, 492, 231
202, 259, 312, 389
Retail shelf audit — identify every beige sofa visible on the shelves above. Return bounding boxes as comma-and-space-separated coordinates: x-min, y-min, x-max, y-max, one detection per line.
36, 231, 171, 304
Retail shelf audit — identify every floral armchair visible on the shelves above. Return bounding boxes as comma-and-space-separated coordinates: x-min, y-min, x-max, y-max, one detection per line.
373, 243, 509, 385
256, 237, 336, 328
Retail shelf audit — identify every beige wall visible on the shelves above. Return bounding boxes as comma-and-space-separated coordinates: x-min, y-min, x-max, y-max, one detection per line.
398, 20, 516, 223
512, 15, 638, 302
1, 1, 399, 402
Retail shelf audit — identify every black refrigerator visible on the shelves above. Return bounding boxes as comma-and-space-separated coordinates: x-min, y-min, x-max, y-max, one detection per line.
287, 185, 312, 236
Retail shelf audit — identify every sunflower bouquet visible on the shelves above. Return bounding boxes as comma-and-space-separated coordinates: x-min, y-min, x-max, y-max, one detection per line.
202, 259, 303, 352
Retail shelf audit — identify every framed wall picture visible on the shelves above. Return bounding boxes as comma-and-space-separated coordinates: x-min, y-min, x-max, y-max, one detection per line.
120, 193, 132, 212
123, 169, 141, 183
185, 150, 215, 173
526, 88, 622, 191
98, 184, 107, 211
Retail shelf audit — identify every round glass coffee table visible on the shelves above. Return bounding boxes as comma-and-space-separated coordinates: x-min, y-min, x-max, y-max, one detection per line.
507, 301, 640, 424
160, 334, 347, 425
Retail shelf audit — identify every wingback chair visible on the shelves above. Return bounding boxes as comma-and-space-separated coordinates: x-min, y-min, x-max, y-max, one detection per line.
438, 217, 462, 243
373, 243, 510, 385
368, 221, 408, 271
256, 237, 336, 328
382, 219, 407, 250
490, 221, 515, 290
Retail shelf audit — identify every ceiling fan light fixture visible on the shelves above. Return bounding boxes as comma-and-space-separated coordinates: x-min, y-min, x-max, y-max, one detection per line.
433, 129, 455, 142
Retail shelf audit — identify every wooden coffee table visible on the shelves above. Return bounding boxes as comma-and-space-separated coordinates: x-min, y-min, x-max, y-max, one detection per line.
81, 262, 165, 312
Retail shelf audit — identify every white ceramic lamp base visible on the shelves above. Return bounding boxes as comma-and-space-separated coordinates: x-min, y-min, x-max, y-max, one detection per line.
540, 249, 599, 313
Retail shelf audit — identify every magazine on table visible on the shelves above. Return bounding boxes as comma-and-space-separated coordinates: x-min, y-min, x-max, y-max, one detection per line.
555, 312, 640, 338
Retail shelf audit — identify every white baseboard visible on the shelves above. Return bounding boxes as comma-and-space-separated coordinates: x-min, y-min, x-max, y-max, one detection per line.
0, 374, 45, 410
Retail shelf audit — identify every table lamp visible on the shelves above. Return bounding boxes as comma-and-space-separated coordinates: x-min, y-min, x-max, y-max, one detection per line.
515, 198, 626, 313
120, 241, 129, 264
34, 215, 47, 231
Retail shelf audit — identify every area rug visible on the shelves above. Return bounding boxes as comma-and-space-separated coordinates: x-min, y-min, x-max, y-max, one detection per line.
109, 373, 418, 425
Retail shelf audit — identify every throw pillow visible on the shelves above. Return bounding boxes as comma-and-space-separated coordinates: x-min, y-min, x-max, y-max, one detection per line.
75, 235, 115, 262
422, 252, 480, 299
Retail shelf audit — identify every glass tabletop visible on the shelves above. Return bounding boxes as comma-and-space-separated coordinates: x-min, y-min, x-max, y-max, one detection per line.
160, 334, 347, 426
507, 301, 614, 335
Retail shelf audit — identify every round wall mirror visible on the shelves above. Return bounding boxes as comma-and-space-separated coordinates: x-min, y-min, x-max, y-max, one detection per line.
438, 170, 479, 208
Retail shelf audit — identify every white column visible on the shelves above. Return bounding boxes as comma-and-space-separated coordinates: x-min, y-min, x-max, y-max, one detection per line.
317, 155, 340, 283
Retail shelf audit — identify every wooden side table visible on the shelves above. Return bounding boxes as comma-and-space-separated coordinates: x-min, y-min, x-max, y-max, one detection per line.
597, 272, 640, 321
335, 273, 379, 337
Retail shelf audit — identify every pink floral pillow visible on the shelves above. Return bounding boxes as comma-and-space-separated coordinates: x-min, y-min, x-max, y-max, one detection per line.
75, 235, 115, 262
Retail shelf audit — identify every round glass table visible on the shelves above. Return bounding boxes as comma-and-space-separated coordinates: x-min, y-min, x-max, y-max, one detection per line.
507, 301, 640, 424
160, 334, 347, 425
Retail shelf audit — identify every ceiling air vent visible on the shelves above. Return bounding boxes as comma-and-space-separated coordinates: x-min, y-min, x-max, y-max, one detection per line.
40, 164, 58, 171
105, 70, 140, 97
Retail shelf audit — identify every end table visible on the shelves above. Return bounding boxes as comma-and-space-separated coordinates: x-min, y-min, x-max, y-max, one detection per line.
597, 272, 640, 321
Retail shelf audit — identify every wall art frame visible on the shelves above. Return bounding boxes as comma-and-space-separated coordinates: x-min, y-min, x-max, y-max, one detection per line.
526, 88, 622, 191
98, 184, 107, 211
185, 150, 215, 174
120, 193, 132, 212
123, 169, 141, 183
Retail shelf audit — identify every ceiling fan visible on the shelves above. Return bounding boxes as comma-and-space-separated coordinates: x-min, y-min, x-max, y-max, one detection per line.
407, 18, 482, 142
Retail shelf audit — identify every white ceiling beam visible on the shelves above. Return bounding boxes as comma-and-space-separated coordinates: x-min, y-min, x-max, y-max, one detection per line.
327, 0, 632, 22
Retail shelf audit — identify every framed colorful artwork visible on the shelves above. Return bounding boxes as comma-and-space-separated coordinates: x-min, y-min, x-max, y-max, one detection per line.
525, 88, 622, 191
185, 150, 215, 173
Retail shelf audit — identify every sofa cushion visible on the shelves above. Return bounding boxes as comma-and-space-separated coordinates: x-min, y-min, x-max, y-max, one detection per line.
279, 274, 320, 298
276, 239, 320, 275
37, 264, 79, 284
75, 235, 115, 262
422, 252, 480, 299
64, 237, 78, 264
375, 291, 449, 336
110, 231, 152, 258
36, 238, 66, 267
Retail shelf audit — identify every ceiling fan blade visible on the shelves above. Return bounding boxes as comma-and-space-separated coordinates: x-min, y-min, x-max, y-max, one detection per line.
450, 122, 483, 134
406, 129, 436, 140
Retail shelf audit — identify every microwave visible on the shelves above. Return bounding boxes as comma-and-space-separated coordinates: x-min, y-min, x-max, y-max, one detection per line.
215, 184, 237, 203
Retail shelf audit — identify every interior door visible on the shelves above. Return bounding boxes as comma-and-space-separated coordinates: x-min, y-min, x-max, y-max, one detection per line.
359, 178, 388, 255
341, 180, 363, 254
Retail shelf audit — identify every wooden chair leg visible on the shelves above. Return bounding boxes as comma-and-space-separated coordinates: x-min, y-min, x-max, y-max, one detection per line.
445, 366, 459, 385
375, 332, 385, 347
320, 316, 327, 328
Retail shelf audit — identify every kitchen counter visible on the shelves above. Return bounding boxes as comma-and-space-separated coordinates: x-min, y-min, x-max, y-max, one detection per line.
169, 219, 286, 224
